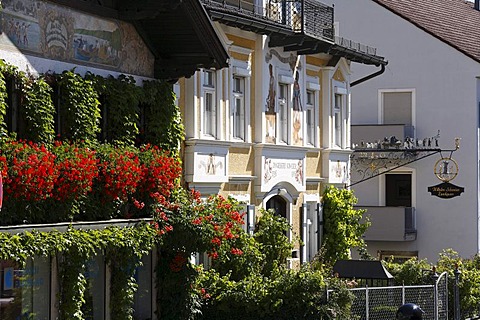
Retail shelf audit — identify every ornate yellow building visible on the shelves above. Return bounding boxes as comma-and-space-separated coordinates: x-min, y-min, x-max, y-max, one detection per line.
179, 0, 387, 264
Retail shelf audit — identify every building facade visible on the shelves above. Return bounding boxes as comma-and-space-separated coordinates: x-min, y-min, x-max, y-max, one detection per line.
180, 0, 386, 264
0, 0, 227, 318
330, 0, 480, 262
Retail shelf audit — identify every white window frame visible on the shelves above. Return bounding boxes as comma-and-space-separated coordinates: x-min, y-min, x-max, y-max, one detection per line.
305, 79, 319, 147
277, 73, 294, 145
378, 168, 416, 207
378, 88, 416, 127
201, 69, 218, 139
278, 83, 289, 144
232, 76, 245, 140
333, 83, 347, 148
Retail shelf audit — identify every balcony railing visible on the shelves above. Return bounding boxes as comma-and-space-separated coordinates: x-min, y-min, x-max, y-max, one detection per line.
357, 206, 417, 241
200, 0, 334, 42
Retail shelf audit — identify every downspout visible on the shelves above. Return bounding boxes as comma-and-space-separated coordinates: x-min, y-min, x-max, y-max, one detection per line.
351, 63, 386, 87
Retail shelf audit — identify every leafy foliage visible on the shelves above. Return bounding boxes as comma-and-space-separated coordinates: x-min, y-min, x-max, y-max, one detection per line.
56, 70, 101, 144
22, 76, 56, 145
140, 80, 184, 152
321, 186, 369, 264
0, 223, 157, 320
88, 74, 140, 146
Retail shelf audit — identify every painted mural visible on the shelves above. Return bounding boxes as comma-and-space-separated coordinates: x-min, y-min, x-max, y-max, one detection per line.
265, 63, 276, 143
264, 49, 304, 145
292, 70, 303, 146
0, 0, 154, 77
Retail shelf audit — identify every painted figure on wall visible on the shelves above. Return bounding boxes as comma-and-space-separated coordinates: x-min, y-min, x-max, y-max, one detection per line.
265, 63, 276, 143
293, 71, 303, 145
266, 64, 276, 113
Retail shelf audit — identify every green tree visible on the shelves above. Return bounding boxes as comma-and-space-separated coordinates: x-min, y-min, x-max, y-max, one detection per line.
321, 186, 369, 264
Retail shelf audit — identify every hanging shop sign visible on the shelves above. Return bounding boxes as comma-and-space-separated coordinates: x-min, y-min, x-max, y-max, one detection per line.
428, 157, 464, 199
428, 182, 464, 199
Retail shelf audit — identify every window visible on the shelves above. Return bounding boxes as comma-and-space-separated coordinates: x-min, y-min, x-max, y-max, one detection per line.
203, 70, 216, 137
334, 93, 343, 147
232, 76, 245, 140
386, 174, 412, 207
306, 90, 315, 145
379, 250, 418, 263
1, 257, 51, 319
5, 76, 25, 138
278, 83, 288, 143
381, 90, 413, 126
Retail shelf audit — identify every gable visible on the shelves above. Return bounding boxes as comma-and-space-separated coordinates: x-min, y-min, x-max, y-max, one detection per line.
373, 0, 480, 63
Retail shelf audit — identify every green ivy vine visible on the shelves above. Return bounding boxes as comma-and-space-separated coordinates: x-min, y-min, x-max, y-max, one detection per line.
321, 186, 370, 264
21, 75, 56, 145
0, 60, 11, 139
56, 70, 101, 144
141, 80, 184, 153
88, 73, 141, 146
0, 222, 157, 320
0, 60, 181, 151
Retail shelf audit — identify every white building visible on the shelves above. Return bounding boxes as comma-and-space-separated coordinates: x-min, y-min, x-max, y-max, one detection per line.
330, 0, 480, 262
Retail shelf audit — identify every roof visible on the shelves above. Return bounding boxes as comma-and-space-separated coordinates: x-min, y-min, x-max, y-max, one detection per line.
373, 0, 480, 63
333, 260, 394, 280
48, 0, 229, 80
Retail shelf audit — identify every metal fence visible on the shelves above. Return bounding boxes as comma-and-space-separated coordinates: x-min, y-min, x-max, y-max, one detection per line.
200, 0, 335, 41
329, 272, 448, 320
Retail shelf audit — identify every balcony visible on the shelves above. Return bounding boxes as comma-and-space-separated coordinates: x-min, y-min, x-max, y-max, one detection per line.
200, 0, 334, 41
351, 124, 415, 148
357, 206, 417, 241
200, 0, 386, 66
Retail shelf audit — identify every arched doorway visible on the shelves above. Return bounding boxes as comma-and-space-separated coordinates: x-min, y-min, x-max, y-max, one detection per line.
266, 195, 287, 219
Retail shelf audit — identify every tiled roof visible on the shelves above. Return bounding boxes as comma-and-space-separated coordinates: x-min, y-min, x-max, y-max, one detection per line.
373, 0, 480, 62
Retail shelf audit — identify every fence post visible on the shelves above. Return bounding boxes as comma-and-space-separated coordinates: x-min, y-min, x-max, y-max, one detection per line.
432, 267, 439, 320
454, 265, 461, 320
365, 285, 369, 320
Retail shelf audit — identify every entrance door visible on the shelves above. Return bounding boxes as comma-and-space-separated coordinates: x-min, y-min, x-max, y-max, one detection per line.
386, 174, 412, 207
266, 195, 287, 219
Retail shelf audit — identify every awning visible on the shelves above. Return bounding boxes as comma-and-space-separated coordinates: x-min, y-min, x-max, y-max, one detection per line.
333, 260, 394, 280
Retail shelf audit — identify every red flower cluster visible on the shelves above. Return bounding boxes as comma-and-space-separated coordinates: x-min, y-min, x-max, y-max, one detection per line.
138, 145, 182, 200
2, 141, 58, 201
190, 194, 246, 260
100, 149, 142, 201
52, 142, 99, 201
0, 140, 181, 217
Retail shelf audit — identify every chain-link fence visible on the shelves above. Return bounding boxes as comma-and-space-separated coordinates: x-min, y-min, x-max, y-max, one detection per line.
329, 272, 448, 320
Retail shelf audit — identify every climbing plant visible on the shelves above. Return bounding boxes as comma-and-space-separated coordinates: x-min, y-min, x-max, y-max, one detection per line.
321, 186, 369, 264
0, 223, 158, 320
88, 73, 141, 146
141, 80, 184, 152
21, 75, 56, 145
56, 70, 101, 144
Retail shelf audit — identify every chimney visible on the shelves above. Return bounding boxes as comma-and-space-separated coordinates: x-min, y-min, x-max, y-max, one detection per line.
476, 0, 480, 11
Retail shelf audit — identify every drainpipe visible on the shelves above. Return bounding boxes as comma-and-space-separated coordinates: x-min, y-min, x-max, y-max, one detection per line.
351, 64, 386, 87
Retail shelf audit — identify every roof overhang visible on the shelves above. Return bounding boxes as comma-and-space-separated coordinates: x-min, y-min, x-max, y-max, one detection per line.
47, 0, 230, 80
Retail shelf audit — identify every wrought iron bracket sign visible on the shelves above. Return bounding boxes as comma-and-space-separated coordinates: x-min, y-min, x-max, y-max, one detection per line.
348, 134, 461, 189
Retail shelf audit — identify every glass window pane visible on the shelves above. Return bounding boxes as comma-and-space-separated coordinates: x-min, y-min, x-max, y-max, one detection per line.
1, 257, 50, 320
134, 253, 152, 320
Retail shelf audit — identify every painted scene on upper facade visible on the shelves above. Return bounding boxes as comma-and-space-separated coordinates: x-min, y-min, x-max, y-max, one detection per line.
0, 0, 154, 77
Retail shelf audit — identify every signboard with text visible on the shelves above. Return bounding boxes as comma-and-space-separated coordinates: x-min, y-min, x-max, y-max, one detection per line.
428, 182, 464, 199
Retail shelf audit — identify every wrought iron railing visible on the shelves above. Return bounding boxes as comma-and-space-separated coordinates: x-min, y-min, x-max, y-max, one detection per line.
200, 0, 334, 42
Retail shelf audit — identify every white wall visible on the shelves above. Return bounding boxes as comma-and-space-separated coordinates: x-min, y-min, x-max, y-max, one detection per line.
331, 0, 480, 262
